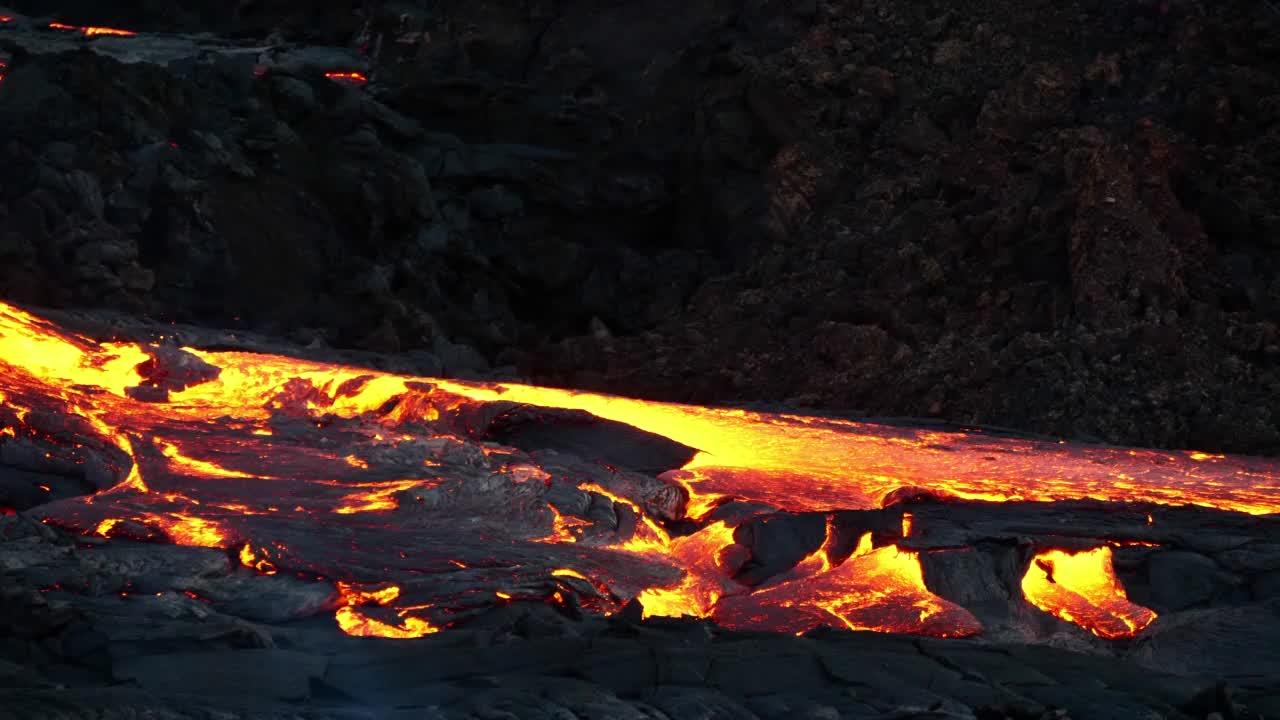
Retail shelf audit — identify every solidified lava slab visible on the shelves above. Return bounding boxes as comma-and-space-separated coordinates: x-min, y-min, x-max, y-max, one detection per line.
1, 300, 1278, 639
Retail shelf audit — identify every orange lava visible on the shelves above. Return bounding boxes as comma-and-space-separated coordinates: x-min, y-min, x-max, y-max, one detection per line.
324, 71, 368, 84
48, 21, 136, 37
155, 513, 226, 547
0, 300, 1274, 640
332, 479, 425, 514
536, 504, 592, 543
336, 582, 440, 638
427, 382, 1280, 517
717, 536, 983, 637
1021, 547, 1158, 639
632, 520, 742, 619
93, 518, 121, 537
239, 543, 279, 574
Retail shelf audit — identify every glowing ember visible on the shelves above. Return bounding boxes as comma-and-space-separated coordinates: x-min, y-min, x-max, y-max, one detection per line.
1020, 547, 1158, 639
0, 300, 1274, 641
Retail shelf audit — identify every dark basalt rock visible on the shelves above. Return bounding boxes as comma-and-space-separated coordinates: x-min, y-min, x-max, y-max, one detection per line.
484, 405, 700, 477
1145, 550, 1239, 612
114, 649, 328, 700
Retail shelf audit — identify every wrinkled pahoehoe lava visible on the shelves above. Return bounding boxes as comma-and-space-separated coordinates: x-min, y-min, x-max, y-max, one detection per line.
2, 300, 1278, 640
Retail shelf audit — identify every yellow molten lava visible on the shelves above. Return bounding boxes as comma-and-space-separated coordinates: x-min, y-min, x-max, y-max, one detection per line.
93, 518, 121, 537
239, 543, 279, 574
714, 534, 982, 637
335, 582, 440, 638
332, 479, 424, 514
155, 513, 226, 548
335, 607, 439, 638
632, 520, 740, 619
1020, 547, 1157, 639
428, 380, 1280, 516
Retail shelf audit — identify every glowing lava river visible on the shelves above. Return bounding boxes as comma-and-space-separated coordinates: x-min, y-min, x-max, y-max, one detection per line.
1, 301, 1277, 641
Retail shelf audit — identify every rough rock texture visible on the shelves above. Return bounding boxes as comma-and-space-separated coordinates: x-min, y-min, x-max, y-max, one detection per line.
2, 0, 1279, 455
523, 0, 1280, 456
3, 509, 1280, 720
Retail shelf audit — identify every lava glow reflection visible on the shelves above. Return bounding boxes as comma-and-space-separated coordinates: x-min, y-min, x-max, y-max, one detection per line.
0, 301, 1275, 641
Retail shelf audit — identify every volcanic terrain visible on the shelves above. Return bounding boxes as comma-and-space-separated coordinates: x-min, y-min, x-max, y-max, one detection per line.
2, 1, 1280, 718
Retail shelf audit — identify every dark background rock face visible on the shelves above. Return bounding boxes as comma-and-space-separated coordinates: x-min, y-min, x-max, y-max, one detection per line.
1, 0, 1279, 454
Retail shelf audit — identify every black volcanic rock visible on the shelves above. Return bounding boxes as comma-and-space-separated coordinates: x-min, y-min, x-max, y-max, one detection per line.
1146, 550, 1237, 612
115, 649, 328, 701
486, 405, 699, 477
1, 0, 1278, 458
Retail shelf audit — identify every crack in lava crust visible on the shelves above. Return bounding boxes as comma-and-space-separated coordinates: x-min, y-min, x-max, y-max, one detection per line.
1, 301, 1278, 639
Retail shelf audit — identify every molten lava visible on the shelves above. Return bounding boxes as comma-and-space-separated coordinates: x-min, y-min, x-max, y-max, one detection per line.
717, 538, 983, 637
0, 301, 1275, 641
336, 582, 440, 638
324, 71, 368, 84
47, 21, 136, 37
1021, 547, 1158, 639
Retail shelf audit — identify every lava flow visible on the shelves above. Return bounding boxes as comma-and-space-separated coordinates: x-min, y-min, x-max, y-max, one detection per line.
324, 71, 368, 84
47, 21, 137, 37
1021, 547, 1158, 638
0, 301, 1276, 641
